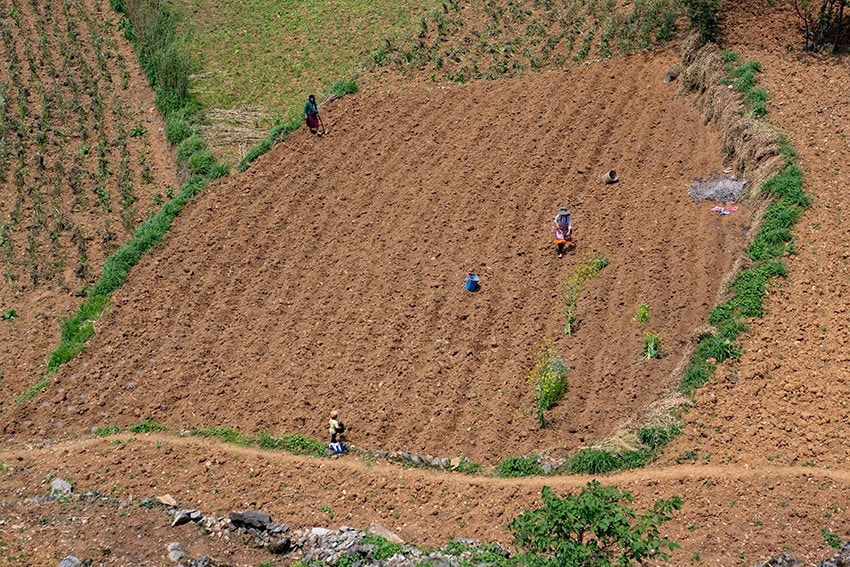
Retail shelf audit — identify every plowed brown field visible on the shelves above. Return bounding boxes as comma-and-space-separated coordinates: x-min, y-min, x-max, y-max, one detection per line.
2, 1, 850, 566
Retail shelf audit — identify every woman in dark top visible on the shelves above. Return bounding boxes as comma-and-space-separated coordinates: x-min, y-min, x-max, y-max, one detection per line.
304, 94, 321, 135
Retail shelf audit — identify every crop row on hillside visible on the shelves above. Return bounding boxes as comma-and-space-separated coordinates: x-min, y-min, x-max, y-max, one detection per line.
367, 0, 681, 82
0, 0, 175, 294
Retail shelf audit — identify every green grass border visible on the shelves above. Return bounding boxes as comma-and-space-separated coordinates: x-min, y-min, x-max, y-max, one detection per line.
236, 78, 359, 173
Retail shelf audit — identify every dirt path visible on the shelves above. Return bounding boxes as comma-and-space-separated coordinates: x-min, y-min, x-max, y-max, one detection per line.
2, 432, 850, 565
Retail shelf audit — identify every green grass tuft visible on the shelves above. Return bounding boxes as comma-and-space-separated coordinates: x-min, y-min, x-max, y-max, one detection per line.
93, 425, 122, 437
192, 427, 250, 445
15, 378, 50, 403
496, 455, 544, 477
128, 419, 167, 433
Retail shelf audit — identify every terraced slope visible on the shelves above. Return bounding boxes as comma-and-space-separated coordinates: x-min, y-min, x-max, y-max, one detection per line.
3, 50, 748, 466
2, 2, 849, 566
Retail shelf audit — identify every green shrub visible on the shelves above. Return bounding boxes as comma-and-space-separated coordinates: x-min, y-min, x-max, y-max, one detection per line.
93, 425, 122, 437
257, 432, 284, 450
282, 434, 327, 456
1, 308, 17, 321
510, 482, 682, 566
695, 333, 740, 363
454, 459, 483, 475
208, 163, 230, 180
642, 331, 663, 360
731, 260, 787, 318
639, 424, 682, 452
128, 419, 167, 433
329, 79, 359, 97
821, 528, 842, 550
708, 302, 736, 326
527, 341, 569, 427
567, 448, 619, 474
680, 360, 714, 395
762, 163, 809, 207
362, 534, 403, 560
496, 455, 544, 477
187, 149, 216, 176
444, 541, 510, 564
176, 135, 206, 163
165, 111, 194, 144
192, 427, 249, 445
684, 0, 719, 45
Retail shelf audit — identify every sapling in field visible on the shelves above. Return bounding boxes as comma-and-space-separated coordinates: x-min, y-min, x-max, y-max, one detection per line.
562, 252, 609, 335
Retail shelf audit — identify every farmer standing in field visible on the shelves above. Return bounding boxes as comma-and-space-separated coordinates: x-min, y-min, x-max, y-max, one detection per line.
304, 94, 322, 136
552, 205, 573, 258
328, 410, 345, 444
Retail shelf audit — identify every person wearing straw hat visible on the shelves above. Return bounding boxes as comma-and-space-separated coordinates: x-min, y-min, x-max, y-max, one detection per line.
552, 205, 573, 258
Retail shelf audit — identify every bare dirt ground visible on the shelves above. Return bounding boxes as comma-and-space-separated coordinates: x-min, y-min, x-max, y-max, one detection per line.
3, 51, 743, 460
2, 0, 850, 566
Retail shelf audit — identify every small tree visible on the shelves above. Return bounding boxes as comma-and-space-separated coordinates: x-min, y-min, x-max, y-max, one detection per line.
792, 0, 849, 51
509, 481, 683, 567
684, 0, 720, 46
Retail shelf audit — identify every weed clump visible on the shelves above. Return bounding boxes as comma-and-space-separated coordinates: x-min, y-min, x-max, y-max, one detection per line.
642, 331, 663, 360
128, 418, 167, 433
527, 340, 569, 428
496, 455, 544, 477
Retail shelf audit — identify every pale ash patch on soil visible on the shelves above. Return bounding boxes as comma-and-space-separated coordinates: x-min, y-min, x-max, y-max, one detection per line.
688, 175, 748, 202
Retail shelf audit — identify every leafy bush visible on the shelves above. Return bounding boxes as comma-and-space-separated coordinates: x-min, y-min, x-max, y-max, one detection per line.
257, 432, 284, 450
496, 455, 544, 477
192, 427, 249, 445
684, 0, 719, 45
821, 527, 842, 550
567, 448, 619, 474
176, 135, 206, 163
509, 482, 682, 566
362, 534, 403, 560
165, 111, 194, 144
128, 419, 167, 433
329, 79, 359, 97
680, 359, 714, 395
695, 333, 740, 363
93, 425, 122, 437
527, 341, 569, 427
642, 331, 663, 360
187, 149, 216, 176
1, 308, 17, 321
454, 458, 483, 475
258, 433, 326, 457
639, 424, 682, 452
